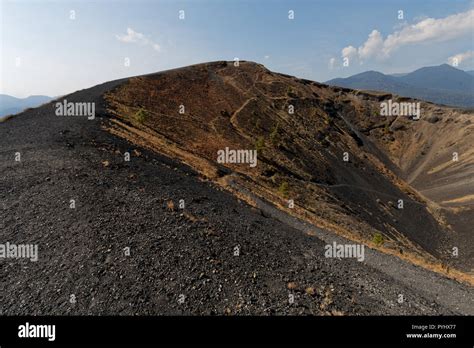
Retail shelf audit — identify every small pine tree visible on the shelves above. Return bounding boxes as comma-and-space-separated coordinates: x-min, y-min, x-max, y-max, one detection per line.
135, 108, 147, 123
372, 232, 384, 246
278, 181, 289, 197
270, 122, 280, 145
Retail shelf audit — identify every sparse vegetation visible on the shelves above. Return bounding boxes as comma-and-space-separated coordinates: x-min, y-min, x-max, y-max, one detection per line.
372, 232, 384, 246
269, 122, 280, 145
287, 86, 297, 98
278, 181, 289, 197
134, 108, 147, 123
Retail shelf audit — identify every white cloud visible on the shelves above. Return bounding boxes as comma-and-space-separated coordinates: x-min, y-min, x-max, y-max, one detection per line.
448, 50, 474, 66
116, 27, 160, 52
341, 9, 474, 62
358, 30, 384, 60
341, 45, 357, 59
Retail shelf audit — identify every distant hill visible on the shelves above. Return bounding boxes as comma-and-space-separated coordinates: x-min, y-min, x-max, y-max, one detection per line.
398, 64, 473, 92
328, 71, 412, 92
0, 94, 53, 117
465, 70, 474, 77
326, 64, 474, 108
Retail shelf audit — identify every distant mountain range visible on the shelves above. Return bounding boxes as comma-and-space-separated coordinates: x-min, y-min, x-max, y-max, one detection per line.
326, 64, 474, 108
0, 94, 53, 117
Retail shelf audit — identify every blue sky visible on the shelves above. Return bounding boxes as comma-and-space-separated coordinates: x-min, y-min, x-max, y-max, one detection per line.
1, 0, 473, 97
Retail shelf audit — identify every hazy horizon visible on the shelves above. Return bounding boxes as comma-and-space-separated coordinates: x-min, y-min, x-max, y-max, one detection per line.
1, 61, 472, 99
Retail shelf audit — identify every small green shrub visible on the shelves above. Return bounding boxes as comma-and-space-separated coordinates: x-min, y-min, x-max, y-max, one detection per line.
372, 232, 384, 246
287, 86, 298, 98
135, 108, 147, 123
278, 181, 289, 197
270, 122, 280, 145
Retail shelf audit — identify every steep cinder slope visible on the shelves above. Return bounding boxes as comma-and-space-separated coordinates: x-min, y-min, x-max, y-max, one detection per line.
104, 61, 471, 272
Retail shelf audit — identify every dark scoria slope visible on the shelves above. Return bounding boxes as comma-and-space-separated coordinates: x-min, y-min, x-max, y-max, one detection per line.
105, 61, 466, 269
1, 73, 473, 314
